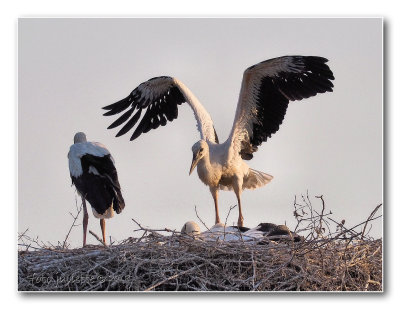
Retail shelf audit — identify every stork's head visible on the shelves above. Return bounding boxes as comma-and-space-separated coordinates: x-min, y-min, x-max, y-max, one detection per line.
189, 140, 208, 175
181, 221, 201, 236
73, 132, 87, 144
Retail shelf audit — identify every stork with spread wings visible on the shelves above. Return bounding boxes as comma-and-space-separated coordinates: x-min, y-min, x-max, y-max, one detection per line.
103, 56, 334, 227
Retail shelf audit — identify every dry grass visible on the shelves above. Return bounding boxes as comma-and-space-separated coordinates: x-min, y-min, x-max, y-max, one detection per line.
18, 193, 382, 292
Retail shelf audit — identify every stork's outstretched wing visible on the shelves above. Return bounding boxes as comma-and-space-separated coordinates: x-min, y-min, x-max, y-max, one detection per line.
103, 76, 219, 143
228, 56, 334, 160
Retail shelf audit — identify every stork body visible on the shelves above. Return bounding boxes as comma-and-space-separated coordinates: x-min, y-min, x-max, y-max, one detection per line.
68, 132, 125, 245
189, 140, 272, 226
103, 56, 334, 227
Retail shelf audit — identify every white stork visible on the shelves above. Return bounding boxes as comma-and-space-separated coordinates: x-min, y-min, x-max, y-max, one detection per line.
68, 132, 125, 246
103, 56, 334, 227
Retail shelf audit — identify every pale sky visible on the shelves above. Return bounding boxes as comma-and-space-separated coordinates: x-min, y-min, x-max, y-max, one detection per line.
18, 18, 382, 247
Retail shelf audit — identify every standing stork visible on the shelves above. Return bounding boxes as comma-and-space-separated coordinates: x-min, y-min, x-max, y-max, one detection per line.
68, 132, 125, 245
103, 56, 334, 227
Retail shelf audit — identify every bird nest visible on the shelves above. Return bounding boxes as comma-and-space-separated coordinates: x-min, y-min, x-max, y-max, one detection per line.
18, 194, 383, 292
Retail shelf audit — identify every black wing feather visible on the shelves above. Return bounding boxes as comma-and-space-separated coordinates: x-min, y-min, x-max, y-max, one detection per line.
73, 154, 125, 215
239, 56, 334, 160
115, 109, 142, 137
103, 76, 187, 141
103, 96, 133, 115
107, 108, 135, 129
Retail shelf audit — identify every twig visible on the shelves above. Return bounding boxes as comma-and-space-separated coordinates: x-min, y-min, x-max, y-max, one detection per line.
224, 204, 237, 228
89, 230, 108, 248
361, 204, 382, 239
63, 204, 82, 249
223, 204, 237, 240
18, 228, 29, 241
195, 205, 210, 231
315, 195, 326, 235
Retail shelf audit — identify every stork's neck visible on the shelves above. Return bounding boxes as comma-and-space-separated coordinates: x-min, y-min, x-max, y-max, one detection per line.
196, 152, 213, 181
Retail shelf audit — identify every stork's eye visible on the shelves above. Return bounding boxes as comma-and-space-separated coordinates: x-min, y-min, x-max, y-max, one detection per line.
200, 148, 204, 152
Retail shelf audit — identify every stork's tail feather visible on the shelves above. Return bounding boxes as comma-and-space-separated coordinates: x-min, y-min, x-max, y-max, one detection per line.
112, 187, 125, 214
243, 168, 273, 190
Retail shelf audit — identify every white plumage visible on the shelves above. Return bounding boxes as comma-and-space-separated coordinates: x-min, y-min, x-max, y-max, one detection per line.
181, 222, 301, 243
200, 224, 262, 242
68, 141, 111, 177
103, 56, 334, 227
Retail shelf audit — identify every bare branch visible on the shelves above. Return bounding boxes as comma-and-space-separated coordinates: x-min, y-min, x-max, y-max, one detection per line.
89, 230, 108, 248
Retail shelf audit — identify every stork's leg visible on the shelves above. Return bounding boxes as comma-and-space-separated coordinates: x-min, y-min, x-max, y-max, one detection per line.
233, 180, 244, 227
82, 198, 88, 247
210, 187, 221, 224
100, 218, 106, 244
236, 194, 244, 227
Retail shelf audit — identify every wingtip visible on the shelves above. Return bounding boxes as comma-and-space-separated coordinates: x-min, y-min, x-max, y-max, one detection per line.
130, 130, 142, 141
102, 102, 117, 110
115, 127, 132, 138
307, 55, 329, 63
115, 128, 126, 137
318, 56, 329, 63
103, 110, 114, 116
129, 134, 139, 141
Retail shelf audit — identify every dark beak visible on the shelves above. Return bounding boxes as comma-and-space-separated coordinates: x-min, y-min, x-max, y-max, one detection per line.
189, 152, 201, 175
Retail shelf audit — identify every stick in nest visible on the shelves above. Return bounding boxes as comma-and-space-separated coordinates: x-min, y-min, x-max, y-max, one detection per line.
62, 198, 82, 249
89, 230, 108, 248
